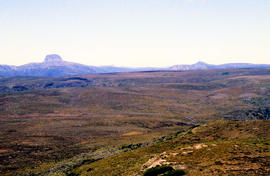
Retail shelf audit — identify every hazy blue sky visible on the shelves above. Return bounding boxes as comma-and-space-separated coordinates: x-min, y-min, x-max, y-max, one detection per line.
0, 0, 269, 67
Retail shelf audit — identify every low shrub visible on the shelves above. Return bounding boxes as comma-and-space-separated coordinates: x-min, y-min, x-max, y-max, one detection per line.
163, 169, 186, 176
143, 166, 174, 176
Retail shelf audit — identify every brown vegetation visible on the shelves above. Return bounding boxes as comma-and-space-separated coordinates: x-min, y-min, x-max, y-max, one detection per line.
0, 68, 270, 175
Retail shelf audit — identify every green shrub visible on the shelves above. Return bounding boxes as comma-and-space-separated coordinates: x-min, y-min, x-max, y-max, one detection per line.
222, 72, 229, 75
143, 166, 174, 176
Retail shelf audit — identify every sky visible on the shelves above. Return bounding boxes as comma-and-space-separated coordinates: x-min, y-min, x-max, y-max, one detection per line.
0, 0, 269, 67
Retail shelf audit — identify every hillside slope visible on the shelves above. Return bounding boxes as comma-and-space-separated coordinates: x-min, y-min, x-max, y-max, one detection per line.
20, 120, 270, 176
69, 120, 270, 176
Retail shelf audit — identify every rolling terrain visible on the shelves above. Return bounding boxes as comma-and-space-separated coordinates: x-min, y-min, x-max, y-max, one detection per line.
0, 68, 270, 175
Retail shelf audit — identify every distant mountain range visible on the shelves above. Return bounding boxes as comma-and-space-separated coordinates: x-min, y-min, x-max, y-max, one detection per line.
0, 54, 160, 77
0, 54, 270, 77
170, 61, 270, 71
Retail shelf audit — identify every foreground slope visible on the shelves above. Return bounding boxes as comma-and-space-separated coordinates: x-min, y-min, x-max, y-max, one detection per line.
69, 120, 270, 176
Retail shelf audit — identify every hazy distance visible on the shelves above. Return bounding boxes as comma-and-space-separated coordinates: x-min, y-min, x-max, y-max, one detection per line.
0, 0, 269, 67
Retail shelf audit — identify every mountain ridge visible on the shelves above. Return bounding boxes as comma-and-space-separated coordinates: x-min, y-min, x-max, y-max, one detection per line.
1, 55, 270, 77
170, 61, 270, 71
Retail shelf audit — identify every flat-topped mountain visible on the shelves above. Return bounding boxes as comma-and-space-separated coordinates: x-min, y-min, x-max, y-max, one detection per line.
9, 54, 97, 77
0, 55, 95, 77
0, 54, 161, 77
44, 54, 63, 63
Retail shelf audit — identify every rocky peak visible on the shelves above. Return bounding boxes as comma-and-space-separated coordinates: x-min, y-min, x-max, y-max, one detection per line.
44, 54, 63, 63
193, 61, 208, 66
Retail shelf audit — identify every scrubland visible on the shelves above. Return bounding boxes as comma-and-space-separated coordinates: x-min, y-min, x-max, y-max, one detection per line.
0, 68, 270, 175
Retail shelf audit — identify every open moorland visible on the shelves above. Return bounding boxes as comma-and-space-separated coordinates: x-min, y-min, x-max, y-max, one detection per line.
71, 120, 270, 176
0, 68, 270, 175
